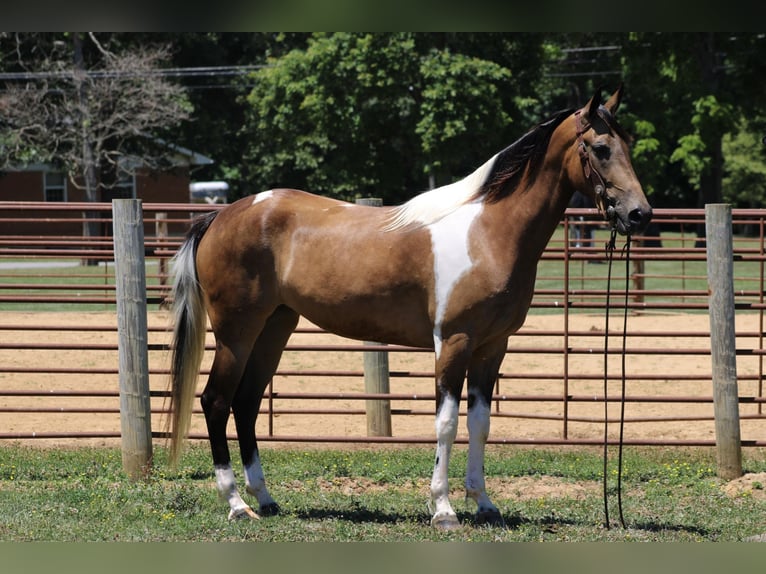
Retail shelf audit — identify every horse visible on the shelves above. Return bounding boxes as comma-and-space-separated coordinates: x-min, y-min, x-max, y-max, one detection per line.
167, 84, 652, 530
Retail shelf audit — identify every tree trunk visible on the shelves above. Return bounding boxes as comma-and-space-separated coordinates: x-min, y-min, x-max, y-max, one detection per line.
73, 33, 100, 265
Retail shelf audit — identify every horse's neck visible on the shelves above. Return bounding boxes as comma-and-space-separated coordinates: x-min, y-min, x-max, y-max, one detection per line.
490, 162, 575, 260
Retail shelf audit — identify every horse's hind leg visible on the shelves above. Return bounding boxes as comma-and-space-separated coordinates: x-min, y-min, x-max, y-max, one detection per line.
201, 321, 264, 521
232, 306, 299, 517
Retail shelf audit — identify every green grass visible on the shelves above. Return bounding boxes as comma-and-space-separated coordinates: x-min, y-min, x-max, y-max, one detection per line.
2, 443, 765, 542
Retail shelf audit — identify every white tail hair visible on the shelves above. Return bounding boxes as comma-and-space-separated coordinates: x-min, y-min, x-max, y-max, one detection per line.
166, 214, 214, 466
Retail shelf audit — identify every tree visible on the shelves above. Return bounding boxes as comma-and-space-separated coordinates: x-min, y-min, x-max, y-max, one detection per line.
242, 33, 422, 202
1, 33, 191, 238
149, 33, 311, 198
722, 115, 766, 209
416, 49, 511, 187
619, 32, 766, 209
240, 33, 543, 204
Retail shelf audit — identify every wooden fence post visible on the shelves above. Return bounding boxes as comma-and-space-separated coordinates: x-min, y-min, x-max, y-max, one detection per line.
112, 199, 153, 480
705, 203, 743, 480
355, 197, 392, 436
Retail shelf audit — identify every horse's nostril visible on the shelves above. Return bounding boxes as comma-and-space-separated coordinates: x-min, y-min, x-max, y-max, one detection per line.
629, 207, 651, 229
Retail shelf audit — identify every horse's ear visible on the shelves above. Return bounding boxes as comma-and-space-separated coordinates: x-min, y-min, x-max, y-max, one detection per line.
604, 83, 624, 115
583, 86, 603, 120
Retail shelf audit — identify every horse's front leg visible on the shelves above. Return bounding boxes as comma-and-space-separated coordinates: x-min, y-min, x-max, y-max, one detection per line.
464, 342, 507, 527
429, 335, 470, 530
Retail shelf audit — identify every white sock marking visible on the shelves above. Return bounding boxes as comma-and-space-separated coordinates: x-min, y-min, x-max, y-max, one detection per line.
465, 391, 497, 512
243, 452, 277, 509
214, 464, 251, 518
430, 394, 459, 520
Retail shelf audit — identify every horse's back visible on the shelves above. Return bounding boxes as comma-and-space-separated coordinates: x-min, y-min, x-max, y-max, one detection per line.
194, 188, 436, 347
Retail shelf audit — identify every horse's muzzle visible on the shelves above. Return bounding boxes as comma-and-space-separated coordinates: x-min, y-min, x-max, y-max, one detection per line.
610, 203, 652, 236
627, 205, 652, 232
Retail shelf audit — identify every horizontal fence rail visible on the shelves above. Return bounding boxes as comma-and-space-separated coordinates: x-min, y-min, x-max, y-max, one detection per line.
0, 201, 764, 448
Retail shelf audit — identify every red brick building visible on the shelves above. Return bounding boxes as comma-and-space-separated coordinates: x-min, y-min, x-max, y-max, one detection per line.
0, 144, 213, 236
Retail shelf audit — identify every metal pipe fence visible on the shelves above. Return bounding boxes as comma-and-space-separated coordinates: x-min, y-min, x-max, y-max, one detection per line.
0, 201, 764, 447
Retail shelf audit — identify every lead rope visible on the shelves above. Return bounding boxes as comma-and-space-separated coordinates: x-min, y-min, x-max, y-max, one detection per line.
602, 228, 631, 530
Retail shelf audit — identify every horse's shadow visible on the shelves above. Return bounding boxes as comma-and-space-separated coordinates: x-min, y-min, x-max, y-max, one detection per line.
624, 520, 710, 538
292, 507, 417, 525
288, 506, 543, 530
286, 506, 713, 538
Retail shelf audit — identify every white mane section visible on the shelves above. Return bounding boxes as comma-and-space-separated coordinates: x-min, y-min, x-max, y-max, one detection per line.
383, 153, 499, 232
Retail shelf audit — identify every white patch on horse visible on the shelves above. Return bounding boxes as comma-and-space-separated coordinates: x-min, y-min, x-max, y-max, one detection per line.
383, 153, 497, 232
430, 393, 459, 523
465, 389, 498, 513
252, 190, 274, 205
428, 201, 483, 358
214, 463, 252, 520
243, 452, 277, 509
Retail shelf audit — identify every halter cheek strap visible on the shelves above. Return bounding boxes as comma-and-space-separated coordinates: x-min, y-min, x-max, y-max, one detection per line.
574, 109, 613, 219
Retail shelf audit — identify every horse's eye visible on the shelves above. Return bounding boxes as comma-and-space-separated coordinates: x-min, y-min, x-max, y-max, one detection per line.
592, 144, 611, 161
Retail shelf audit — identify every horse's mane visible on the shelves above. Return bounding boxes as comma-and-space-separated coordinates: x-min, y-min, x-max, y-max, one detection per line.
476, 108, 573, 203
384, 108, 574, 231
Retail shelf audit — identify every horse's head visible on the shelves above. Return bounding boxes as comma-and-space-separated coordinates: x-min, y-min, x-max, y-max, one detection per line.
569, 84, 652, 235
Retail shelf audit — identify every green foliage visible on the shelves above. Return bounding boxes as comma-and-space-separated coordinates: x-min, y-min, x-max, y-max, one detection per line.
722, 116, 766, 207
622, 116, 660, 197
243, 33, 421, 201
416, 50, 511, 176
670, 133, 708, 185
241, 33, 525, 203
668, 95, 734, 197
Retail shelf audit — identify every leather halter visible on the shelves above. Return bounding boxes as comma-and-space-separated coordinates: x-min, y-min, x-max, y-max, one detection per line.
574, 109, 613, 219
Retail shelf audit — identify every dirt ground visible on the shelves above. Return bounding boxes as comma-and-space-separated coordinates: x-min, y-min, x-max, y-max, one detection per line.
1, 310, 765, 501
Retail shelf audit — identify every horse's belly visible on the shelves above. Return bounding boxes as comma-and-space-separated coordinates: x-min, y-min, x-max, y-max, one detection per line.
287, 294, 434, 349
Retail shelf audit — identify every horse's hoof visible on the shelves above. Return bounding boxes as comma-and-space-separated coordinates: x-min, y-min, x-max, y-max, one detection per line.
259, 502, 280, 516
431, 513, 462, 531
475, 509, 505, 528
228, 506, 261, 521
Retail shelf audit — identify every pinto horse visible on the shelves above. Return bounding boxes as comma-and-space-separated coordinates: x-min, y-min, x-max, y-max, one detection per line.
167, 85, 652, 530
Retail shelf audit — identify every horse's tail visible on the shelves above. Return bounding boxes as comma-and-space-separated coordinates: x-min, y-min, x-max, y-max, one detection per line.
167, 211, 218, 467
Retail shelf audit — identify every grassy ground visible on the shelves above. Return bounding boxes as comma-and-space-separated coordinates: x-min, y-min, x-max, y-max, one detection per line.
2, 443, 765, 542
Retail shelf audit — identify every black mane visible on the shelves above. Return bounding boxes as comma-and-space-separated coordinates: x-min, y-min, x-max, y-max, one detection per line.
476, 108, 573, 203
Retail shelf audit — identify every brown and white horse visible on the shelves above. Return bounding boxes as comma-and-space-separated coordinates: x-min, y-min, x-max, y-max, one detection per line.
167, 85, 651, 530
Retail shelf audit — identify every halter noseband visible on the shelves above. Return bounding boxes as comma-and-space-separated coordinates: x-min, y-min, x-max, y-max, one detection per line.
574, 109, 616, 222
